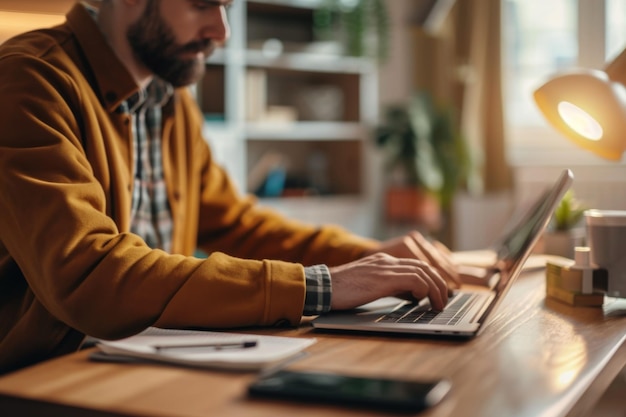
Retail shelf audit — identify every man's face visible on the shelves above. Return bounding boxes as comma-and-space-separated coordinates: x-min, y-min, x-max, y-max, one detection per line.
127, 0, 230, 87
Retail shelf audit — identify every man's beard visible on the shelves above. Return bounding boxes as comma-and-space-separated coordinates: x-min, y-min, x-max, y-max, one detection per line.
126, 0, 213, 87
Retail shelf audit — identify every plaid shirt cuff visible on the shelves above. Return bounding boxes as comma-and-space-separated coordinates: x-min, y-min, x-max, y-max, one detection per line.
303, 264, 332, 316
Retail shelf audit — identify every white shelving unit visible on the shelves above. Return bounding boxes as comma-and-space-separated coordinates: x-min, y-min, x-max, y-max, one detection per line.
199, 0, 381, 236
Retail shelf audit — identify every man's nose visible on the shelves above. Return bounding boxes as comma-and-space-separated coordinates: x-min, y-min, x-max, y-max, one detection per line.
202, 6, 230, 45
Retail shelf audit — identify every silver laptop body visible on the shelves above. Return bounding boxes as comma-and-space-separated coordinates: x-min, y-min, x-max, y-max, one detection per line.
312, 169, 574, 338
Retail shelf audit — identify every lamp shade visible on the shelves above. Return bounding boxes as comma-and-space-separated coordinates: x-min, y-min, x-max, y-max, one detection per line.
534, 69, 626, 160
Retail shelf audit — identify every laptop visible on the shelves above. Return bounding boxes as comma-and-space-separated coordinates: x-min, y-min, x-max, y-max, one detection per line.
312, 169, 574, 338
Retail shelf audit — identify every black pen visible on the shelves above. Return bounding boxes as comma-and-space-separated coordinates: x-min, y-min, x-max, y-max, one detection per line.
153, 340, 258, 352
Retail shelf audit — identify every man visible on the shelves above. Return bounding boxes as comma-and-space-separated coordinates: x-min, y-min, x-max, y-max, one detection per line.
0, 0, 460, 373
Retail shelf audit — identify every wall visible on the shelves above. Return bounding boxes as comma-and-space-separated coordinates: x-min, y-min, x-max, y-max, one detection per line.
452, 163, 626, 252
514, 165, 626, 211
0, 2, 68, 43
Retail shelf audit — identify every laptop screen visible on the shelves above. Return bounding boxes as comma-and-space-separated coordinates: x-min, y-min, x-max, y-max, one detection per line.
495, 188, 554, 268
481, 169, 573, 317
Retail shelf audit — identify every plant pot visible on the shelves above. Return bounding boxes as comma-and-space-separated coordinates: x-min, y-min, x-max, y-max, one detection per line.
542, 228, 585, 259
384, 186, 441, 231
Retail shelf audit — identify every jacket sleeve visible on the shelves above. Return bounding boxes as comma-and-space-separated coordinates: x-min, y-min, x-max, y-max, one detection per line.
0, 55, 306, 342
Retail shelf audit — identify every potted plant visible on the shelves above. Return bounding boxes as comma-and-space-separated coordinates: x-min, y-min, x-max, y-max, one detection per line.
314, 0, 390, 63
375, 91, 472, 232
543, 190, 587, 259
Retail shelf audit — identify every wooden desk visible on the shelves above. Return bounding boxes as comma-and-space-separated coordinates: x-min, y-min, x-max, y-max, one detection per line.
0, 271, 625, 417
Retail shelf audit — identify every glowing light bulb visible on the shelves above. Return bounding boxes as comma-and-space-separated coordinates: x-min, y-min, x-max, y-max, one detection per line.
557, 102, 603, 141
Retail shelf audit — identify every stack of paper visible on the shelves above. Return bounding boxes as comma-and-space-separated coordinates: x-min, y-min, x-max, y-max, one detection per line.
93, 327, 316, 371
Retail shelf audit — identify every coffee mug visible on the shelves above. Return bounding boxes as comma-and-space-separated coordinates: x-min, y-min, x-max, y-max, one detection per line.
585, 209, 626, 298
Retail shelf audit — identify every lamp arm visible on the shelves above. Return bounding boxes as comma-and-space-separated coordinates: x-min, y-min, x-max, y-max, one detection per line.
604, 47, 626, 85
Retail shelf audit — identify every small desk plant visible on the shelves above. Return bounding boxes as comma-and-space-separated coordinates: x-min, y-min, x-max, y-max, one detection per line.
543, 190, 587, 259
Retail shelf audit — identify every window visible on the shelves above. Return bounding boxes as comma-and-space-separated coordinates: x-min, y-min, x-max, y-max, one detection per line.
607, 0, 626, 60
503, 0, 626, 165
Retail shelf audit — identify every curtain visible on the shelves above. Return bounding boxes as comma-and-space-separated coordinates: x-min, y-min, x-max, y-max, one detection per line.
412, 0, 512, 194
457, 0, 512, 192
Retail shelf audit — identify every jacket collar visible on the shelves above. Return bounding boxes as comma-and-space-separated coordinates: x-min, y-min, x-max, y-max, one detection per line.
65, 3, 140, 112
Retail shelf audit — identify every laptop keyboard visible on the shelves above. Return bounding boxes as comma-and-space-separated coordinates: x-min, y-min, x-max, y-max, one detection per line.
376, 293, 476, 326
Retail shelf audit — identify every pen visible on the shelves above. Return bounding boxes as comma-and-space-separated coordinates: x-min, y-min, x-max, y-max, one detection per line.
153, 340, 258, 352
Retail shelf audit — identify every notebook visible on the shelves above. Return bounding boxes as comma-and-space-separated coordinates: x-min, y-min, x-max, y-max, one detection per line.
91, 327, 316, 371
312, 169, 574, 338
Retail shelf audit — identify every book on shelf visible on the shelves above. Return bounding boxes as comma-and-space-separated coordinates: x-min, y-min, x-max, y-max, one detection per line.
245, 68, 267, 122
91, 327, 316, 371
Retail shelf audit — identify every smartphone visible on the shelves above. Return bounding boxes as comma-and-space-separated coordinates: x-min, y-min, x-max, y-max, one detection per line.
248, 369, 451, 412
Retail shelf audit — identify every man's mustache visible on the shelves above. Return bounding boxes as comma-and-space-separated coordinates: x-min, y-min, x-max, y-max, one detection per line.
176, 39, 213, 56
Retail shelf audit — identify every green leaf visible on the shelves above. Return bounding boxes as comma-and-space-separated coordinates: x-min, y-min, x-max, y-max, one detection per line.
553, 191, 587, 231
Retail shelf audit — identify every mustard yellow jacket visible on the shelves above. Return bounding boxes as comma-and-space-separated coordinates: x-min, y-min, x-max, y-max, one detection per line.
0, 4, 376, 373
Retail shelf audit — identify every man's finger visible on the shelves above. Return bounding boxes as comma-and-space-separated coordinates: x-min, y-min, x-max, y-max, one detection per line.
409, 232, 461, 288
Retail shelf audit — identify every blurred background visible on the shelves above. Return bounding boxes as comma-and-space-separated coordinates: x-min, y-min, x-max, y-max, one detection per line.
3, 0, 625, 252
2, 1, 626, 414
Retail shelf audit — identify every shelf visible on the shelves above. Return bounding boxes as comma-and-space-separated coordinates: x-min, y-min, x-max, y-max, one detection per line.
245, 50, 374, 74
259, 195, 365, 209
257, 195, 374, 233
202, 122, 235, 139
207, 48, 373, 75
247, 0, 324, 10
245, 122, 369, 140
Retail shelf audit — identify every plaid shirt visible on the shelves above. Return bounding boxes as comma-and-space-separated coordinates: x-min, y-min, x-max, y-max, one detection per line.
85, 2, 331, 316
125, 81, 174, 253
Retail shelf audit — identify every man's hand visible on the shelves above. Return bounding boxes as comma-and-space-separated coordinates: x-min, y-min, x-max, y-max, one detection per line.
362, 231, 462, 289
328, 253, 449, 311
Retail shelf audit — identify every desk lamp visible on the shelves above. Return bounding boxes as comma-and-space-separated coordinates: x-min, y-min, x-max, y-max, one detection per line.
534, 49, 626, 298
533, 47, 626, 160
